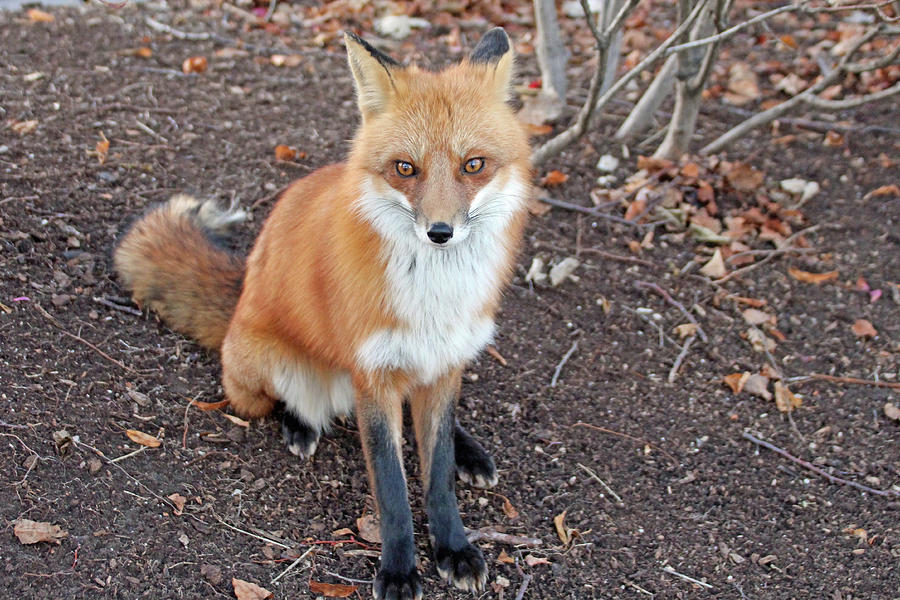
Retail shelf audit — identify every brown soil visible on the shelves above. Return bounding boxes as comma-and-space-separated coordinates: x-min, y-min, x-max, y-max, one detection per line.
1, 5, 898, 600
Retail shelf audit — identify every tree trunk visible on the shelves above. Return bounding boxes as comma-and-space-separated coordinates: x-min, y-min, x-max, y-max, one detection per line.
614, 54, 677, 141
533, 0, 568, 102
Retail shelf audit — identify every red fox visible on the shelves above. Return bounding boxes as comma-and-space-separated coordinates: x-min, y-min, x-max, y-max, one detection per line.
114, 28, 531, 599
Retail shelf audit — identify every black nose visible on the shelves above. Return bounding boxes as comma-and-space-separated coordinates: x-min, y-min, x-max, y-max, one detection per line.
427, 222, 453, 244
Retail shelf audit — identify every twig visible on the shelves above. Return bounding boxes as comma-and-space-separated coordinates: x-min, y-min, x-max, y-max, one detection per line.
713, 224, 822, 284
109, 446, 146, 463
577, 463, 623, 503
135, 120, 168, 144
725, 247, 816, 262
667, 335, 696, 383
665, 3, 800, 56
270, 546, 315, 584
514, 573, 533, 600
742, 432, 898, 496
662, 565, 713, 589
250, 184, 290, 210
538, 196, 642, 228
572, 422, 679, 464
212, 514, 293, 549
580, 248, 654, 266
93, 296, 143, 316
634, 281, 708, 342
486, 345, 508, 367
35, 304, 139, 374
87, 103, 180, 116
324, 571, 372, 585
550, 339, 579, 387
788, 373, 900, 390
465, 528, 543, 547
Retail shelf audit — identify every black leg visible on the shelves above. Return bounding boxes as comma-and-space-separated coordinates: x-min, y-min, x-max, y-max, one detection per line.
359, 406, 421, 600
454, 420, 498, 489
281, 406, 320, 459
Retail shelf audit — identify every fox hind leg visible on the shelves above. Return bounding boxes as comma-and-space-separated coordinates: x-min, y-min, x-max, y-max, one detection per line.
454, 421, 498, 489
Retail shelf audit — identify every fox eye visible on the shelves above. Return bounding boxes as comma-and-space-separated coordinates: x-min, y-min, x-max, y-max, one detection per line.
395, 161, 416, 177
463, 157, 485, 174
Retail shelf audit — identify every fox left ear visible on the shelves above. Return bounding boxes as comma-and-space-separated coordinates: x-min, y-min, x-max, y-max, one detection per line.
469, 28, 514, 102
345, 32, 400, 120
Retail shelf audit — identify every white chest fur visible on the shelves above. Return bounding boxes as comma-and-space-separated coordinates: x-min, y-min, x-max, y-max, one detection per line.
355, 172, 528, 384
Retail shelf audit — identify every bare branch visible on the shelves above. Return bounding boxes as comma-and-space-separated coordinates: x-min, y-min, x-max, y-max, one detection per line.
665, 3, 800, 56
803, 80, 900, 109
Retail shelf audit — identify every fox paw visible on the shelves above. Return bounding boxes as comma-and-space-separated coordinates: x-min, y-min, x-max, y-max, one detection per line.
373, 568, 422, 600
435, 544, 488, 593
455, 427, 498, 488
281, 412, 319, 459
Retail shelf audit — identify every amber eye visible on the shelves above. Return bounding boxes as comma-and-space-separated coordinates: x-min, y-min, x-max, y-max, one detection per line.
463, 157, 485, 174
395, 161, 416, 177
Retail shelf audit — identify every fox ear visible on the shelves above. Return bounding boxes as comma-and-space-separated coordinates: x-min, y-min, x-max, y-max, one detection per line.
345, 32, 399, 120
469, 28, 514, 102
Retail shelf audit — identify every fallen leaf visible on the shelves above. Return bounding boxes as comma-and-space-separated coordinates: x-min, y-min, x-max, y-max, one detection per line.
681, 162, 700, 178
726, 163, 764, 192
193, 399, 230, 411
524, 554, 551, 567
729, 295, 767, 308
27, 8, 54, 22
167, 492, 187, 515
700, 249, 727, 278
541, 170, 568, 187
502, 497, 519, 520
11, 120, 39, 135
863, 184, 900, 200
274, 144, 298, 161
884, 402, 900, 422
742, 308, 773, 326
14, 519, 68, 545
779, 34, 797, 48
549, 257, 579, 286
232, 578, 272, 600
96, 132, 110, 165
523, 123, 553, 136
723, 372, 750, 394
126, 429, 161, 448
743, 374, 771, 400
182, 56, 208, 74
331, 527, 354, 537
201, 564, 223, 585
674, 323, 698, 339
553, 510, 576, 545
525, 257, 547, 284
309, 581, 357, 598
624, 197, 646, 221
486, 345, 508, 367
497, 549, 515, 564
636, 155, 673, 172
851, 319, 877, 338
356, 513, 381, 544
788, 268, 838, 285
823, 130, 844, 147
222, 413, 250, 428
747, 328, 776, 353
774, 381, 801, 413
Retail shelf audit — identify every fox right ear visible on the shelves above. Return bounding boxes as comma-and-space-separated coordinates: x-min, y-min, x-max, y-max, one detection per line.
345, 32, 399, 120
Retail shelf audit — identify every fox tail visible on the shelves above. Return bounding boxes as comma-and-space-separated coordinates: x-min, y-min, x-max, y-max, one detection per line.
113, 195, 246, 350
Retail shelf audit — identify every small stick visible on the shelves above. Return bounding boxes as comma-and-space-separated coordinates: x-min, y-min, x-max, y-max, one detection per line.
742, 432, 898, 497
667, 335, 696, 383
109, 446, 146, 463
538, 196, 642, 228
250, 184, 290, 210
572, 422, 679, 464
634, 281, 708, 343
324, 571, 373, 585
486, 345, 508, 367
622, 579, 654, 596
270, 546, 314, 584
714, 225, 822, 285
788, 374, 900, 390
35, 304, 139, 374
466, 528, 542, 548
550, 340, 579, 387
579, 248, 654, 266
514, 573, 533, 600
135, 120, 168, 144
93, 296, 143, 316
212, 514, 293, 549
662, 565, 713, 589
577, 463, 623, 504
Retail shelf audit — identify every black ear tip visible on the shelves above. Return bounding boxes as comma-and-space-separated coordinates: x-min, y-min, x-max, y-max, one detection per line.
470, 27, 511, 64
344, 31, 400, 68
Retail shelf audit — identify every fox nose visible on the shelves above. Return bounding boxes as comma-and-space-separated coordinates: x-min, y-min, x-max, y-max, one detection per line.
426, 222, 453, 245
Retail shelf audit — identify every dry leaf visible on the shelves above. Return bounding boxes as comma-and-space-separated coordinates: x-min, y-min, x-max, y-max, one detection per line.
700, 249, 727, 278
167, 492, 187, 515
553, 510, 575, 545
309, 581, 357, 598
541, 170, 568, 187
549, 257, 579, 286
497, 549, 515, 564
788, 268, 838, 285
723, 372, 750, 394
126, 429, 161, 448
27, 8, 55, 22
523, 123, 553, 136
96, 132, 110, 165
741, 308, 773, 326
624, 197, 646, 221
524, 554, 551, 567
222, 413, 251, 428
747, 328, 776, 353
502, 497, 519, 520
729, 295, 767, 308
356, 513, 381, 544
726, 163, 764, 192
743, 374, 771, 400
674, 323, 698, 339
193, 399, 230, 411
11, 120, 39, 135
851, 319, 877, 338
863, 184, 900, 200
332, 527, 354, 537
884, 402, 900, 422
182, 56, 208, 74
636, 155, 673, 172
14, 519, 68, 545
681, 162, 700, 178
232, 578, 272, 600
274, 144, 297, 161
486, 345, 508, 367
774, 381, 801, 413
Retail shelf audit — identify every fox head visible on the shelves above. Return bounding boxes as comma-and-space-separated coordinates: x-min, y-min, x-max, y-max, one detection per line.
345, 29, 531, 249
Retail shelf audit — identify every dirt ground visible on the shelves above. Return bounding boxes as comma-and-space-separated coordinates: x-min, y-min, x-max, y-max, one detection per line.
2, 4, 899, 599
